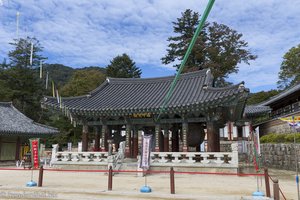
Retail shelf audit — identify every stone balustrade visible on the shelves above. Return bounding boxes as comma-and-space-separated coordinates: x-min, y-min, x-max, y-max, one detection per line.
150, 151, 238, 168
51, 143, 238, 169
52, 152, 108, 164
149, 143, 238, 168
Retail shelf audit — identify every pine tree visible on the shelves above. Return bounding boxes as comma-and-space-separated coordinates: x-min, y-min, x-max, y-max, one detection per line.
162, 9, 257, 86
106, 53, 141, 78
0, 37, 46, 120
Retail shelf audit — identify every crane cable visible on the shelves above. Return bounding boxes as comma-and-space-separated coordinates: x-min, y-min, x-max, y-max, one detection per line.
156, 0, 215, 121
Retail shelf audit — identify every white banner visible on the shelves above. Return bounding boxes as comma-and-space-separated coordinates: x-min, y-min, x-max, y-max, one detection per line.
254, 127, 260, 155
140, 135, 152, 169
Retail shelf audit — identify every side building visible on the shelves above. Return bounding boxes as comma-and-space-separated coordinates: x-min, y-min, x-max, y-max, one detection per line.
0, 102, 59, 161
255, 84, 300, 134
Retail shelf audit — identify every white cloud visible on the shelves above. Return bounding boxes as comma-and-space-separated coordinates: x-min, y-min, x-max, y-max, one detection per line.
1, 0, 300, 92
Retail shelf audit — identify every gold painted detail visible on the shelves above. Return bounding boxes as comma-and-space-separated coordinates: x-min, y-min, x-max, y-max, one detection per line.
130, 113, 152, 118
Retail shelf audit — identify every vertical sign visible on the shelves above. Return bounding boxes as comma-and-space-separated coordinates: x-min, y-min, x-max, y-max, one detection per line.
29, 138, 40, 169
140, 135, 152, 169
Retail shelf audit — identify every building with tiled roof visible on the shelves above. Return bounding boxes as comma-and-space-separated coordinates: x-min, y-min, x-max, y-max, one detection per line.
253, 84, 300, 134
0, 102, 58, 161
42, 69, 249, 156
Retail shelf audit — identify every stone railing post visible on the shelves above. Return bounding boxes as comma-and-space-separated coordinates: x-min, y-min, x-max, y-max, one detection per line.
50, 144, 59, 166
107, 155, 114, 170
231, 143, 239, 166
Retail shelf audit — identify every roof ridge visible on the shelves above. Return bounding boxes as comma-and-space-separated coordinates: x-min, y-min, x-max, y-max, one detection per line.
107, 69, 208, 83
9, 103, 34, 123
206, 82, 244, 91
0, 102, 13, 106
259, 83, 300, 106
0, 102, 59, 134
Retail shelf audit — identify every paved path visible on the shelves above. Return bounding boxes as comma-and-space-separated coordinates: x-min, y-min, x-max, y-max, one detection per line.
0, 167, 297, 199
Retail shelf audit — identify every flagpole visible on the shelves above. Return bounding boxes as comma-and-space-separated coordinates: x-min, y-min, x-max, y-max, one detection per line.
292, 116, 300, 200
16, 12, 20, 38
52, 81, 55, 97
250, 123, 264, 197
30, 42, 33, 66
39, 61, 43, 79
280, 116, 300, 200
45, 72, 49, 89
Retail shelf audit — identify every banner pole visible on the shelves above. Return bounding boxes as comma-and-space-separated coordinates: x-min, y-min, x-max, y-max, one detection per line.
140, 134, 152, 193
145, 170, 147, 186
292, 116, 300, 200
31, 168, 33, 181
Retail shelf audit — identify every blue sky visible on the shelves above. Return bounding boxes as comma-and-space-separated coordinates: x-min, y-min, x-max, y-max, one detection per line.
1, 0, 300, 93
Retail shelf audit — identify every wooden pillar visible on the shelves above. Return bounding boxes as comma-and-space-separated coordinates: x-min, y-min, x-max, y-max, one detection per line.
125, 124, 131, 157
163, 127, 169, 152
207, 121, 220, 152
133, 127, 138, 158
172, 125, 179, 152
0, 136, 2, 160
15, 136, 21, 160
182, 121, 188, 152
159, 130, 164, 152
82, 123, 89, 152
94, 126, 100, 151
101, 125, 108, 151
155, 123, 160, 152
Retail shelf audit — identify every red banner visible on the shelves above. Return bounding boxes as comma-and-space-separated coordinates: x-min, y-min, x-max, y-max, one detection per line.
29, 138, 40, 169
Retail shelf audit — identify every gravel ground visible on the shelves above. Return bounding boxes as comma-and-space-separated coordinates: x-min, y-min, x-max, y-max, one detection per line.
0, 167, 297, 200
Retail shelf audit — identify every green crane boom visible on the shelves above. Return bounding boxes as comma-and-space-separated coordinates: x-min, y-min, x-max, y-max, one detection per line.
157, 0, 215, 121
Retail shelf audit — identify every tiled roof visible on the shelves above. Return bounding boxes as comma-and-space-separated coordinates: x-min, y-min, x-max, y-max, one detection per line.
0, 102, 59, 135
259, 84, 300, 106
244, 105, 271, 117
43, 69, 249, 116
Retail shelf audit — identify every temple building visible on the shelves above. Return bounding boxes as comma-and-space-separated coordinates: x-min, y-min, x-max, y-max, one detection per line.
0, 102, 58, 161
254, 83, 300, 134
42, 69, 249, 158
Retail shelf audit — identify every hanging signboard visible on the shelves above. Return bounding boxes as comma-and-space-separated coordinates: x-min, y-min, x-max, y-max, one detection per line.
29, 138, 40, 169
140, 135, 152, 170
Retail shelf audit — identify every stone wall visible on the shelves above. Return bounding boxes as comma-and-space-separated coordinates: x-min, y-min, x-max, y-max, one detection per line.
259, 111, 300, 134
260, 143, 300, 171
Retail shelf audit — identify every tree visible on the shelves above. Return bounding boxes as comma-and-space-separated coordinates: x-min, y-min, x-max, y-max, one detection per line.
162, 9, 257, 85
8, 36, 46, 68
61, 69, 106, 97
44, 64, 74, 88
277, 44, 300, 89
0, 37, 46, 120
106, 53, 141, 78
247, 90, 280, 105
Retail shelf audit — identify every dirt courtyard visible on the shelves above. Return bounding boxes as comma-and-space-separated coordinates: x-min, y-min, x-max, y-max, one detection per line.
0, 167, 297, 200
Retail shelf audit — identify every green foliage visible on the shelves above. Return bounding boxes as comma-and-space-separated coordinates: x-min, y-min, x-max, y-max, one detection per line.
107, 53, 141, 78
247, 90, 280, 105
161, 9, 257, 86
79, 66, 106, 74
0, 37, 108, 146
8, 37, 46, 69
44, 64, 74, 88
278, 44, 300, 89
45, 114, 82, 147
61, 68, 106, 96
260, 133, 300, 143
0, 37, 46, 120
